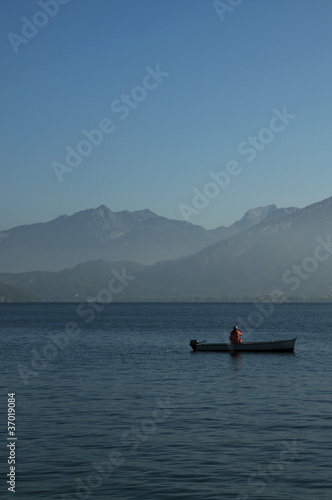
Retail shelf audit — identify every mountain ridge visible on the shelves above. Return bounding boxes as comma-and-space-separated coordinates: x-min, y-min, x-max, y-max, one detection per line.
121, 195, 332, 301
0, 203, 297, 273
0, 196, 331, 301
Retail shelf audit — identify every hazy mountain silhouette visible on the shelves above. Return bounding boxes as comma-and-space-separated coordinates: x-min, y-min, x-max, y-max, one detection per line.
0, 204, 296, 273
0, 261, 144, 302
1, 197, 331, 301
0, 282, 40, 302
121, 196, 332, 301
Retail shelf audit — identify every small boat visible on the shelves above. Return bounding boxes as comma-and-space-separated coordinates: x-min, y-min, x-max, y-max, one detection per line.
190, 338, 296, 353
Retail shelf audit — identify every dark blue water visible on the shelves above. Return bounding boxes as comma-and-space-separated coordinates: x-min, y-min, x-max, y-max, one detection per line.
0, 303, 331, 499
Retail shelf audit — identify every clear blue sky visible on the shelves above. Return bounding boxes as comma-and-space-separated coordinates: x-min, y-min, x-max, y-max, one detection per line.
1, 0, 332, 231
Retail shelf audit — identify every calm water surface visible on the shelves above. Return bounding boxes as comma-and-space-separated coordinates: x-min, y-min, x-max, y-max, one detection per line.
0, 303, 331, 499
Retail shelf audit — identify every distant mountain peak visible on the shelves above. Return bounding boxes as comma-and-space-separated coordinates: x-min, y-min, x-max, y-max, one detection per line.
97, 204, 112, 213
230, 204, 279, 233
229, 204, 299, 234
131, 208, 158, 222
241, 205, 278, 224
92, 205, 157, 222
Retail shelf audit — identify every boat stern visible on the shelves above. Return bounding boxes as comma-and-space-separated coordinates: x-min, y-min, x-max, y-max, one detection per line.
190, 339, 199, 351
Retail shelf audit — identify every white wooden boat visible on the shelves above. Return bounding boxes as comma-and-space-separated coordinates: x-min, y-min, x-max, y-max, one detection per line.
190, 338, 296, 353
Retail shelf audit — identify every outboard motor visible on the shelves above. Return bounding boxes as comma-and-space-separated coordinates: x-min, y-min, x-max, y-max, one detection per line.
190, 339, 199, 351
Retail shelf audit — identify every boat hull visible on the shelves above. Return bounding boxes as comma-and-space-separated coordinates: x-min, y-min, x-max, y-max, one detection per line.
190, 338, 296, 353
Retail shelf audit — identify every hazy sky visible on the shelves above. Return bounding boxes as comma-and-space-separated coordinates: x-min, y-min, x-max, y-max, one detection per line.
1, 0, 332, 230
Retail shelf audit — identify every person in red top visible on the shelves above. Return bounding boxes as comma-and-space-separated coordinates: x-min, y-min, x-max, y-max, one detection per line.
229, 326, 243, 344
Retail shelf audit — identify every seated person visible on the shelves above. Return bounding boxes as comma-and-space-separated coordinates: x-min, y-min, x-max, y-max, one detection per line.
229, 326, 243, 344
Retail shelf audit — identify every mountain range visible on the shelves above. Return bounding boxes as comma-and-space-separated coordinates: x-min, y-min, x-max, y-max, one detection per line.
0, 203, 296, 273
1, 197, 331, 302
123, 196, 332, 301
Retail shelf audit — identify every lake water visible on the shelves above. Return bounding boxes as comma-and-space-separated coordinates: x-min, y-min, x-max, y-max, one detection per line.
0, 302, 331, 499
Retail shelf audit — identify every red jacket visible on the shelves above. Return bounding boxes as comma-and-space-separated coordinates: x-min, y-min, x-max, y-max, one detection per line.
229, 329, 243, 344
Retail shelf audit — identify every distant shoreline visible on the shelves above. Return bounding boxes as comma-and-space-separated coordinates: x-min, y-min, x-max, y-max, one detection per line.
1, 299, 332, 305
